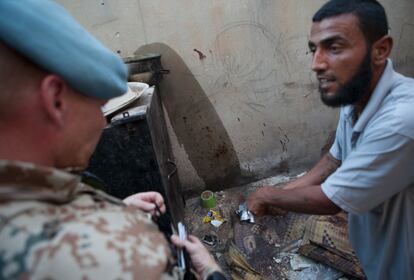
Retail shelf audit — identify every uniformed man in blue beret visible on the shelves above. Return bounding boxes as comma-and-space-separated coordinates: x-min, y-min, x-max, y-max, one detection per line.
0, 1, 224, 279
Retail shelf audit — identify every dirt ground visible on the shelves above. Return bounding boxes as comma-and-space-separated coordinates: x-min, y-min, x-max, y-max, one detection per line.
184, 183, 256, 278
183, 175, 296, 279
183, 175, 354, 280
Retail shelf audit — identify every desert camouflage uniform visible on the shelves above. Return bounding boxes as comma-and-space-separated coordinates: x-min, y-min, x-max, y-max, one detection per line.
0, 160, 182, 280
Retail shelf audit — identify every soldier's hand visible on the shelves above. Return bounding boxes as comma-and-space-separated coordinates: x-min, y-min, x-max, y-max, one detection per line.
123, 191, 166, 216
171, 235, 221, 277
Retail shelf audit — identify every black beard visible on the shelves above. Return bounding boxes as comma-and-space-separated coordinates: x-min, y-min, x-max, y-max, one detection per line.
320, 51, 372, 108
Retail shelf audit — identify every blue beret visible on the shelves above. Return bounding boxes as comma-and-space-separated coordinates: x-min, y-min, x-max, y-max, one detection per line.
0, 0, 128, 99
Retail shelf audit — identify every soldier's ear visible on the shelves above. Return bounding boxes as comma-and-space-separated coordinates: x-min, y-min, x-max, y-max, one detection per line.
39, 75, 67, 128
372, 35, 393, 67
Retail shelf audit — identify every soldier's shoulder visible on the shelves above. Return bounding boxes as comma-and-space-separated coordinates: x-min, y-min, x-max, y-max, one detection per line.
0, 198, 173, 279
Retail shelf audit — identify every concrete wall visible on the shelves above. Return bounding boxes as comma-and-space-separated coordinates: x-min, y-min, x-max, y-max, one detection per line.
57, 0, 414, 194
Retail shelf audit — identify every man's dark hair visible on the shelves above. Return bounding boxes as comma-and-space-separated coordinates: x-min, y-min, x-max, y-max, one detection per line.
313, 0, 389, 44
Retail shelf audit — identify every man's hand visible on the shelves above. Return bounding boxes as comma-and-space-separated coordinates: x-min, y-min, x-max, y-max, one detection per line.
247, 186, 274, 216
123, 191, 166, 216
171, 235, 221, 278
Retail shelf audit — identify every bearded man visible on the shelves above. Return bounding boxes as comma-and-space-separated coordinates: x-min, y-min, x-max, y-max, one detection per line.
248, 0, 414, 279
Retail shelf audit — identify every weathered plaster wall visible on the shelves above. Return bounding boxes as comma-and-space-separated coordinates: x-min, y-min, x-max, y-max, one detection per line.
57, 0, 414, 193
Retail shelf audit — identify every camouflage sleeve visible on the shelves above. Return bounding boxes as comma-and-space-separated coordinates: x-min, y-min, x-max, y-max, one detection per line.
0, 193, 179, 280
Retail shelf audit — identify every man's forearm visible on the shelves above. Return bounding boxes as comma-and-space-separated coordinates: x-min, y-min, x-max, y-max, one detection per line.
261, 185, 341, 215
284, 153, 341, 190
248, 153, 342, 216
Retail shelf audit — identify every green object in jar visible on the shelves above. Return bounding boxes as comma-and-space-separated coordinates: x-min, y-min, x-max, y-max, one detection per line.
200, 190, 216, 208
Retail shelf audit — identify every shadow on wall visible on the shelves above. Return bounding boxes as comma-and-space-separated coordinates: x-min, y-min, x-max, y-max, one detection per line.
134, 43, 241, 192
